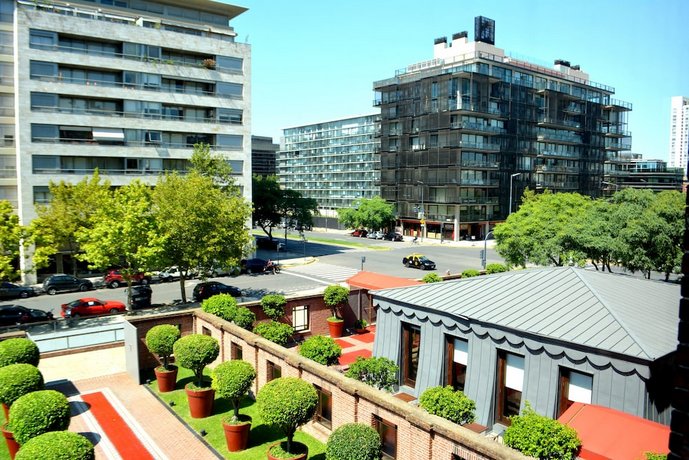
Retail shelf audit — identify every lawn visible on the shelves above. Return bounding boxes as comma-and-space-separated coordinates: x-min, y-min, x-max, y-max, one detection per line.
148, 368, 327, 459
251, 230, 390, 251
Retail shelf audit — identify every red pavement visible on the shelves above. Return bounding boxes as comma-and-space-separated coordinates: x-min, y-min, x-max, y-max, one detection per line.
339, 349, 372, 366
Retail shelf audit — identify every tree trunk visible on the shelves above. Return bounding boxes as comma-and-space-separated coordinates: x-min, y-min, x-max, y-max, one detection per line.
126, 279, 133, 312
591, 261, 599, 271
179, 275, 187, 303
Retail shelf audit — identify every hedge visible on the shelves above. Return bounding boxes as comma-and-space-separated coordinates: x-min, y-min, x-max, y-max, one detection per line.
298, 335, 342, 366
145, 324, 180, 370
9, 390, 71, 445
503, 403, 581, 459
233, 307, 256, 331
486, 263, 509, 274
201, 294, 238, 322
0, 338, 40, 367
260, 294, 286, 321
325, 423, 381, 460
254, 321, 294, 347
0, 364, 44, 407
15, 431, 94, 460
418, 385, 476, 425
344, 356, 398, 392
173, 334, 219, 388
461, 269, 480, 278
422, 273, 442, 283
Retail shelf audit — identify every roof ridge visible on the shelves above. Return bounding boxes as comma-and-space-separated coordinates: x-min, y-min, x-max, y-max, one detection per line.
571, 268, 652, 360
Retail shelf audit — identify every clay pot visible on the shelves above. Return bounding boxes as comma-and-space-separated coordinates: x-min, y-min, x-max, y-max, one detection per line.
2, 424, 19, 460
327, 318, 344, 338
267, 441, 308, 460
154, 366, 178, 393
223, 416, 251, 452
185, 386, 215, 419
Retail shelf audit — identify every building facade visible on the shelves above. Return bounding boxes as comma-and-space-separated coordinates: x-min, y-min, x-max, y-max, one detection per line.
374, 19, 632, 241
2, 0, 251, 281
251, 135, 277, 178
604, 153, 683, 194
278, 114, 380, 218
669, 96, 688, 172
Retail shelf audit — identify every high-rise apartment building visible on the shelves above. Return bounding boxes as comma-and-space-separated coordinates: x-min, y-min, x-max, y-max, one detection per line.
0, 0, 251, 281
669, 96, 689, 172
279, 114, 380, 219
374, 18, 632, 241
251, 135, 277, 178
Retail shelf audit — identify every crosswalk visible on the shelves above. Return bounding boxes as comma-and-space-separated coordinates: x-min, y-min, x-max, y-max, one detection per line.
284, 262, 360, 284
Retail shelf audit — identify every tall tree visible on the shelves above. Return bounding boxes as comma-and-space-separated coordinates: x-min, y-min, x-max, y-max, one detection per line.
252, 175, 283, 240
337, 197, 396, 230
279, 189, 318, 230
0, 201, 22, 281
188, 143, 236, 189
563, 199, 619, 272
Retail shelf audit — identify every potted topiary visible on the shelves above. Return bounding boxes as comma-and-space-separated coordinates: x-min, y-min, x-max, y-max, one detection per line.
253, 321, 294, 347
0, 364, 44, 459
211, 360, 256, 452
0, 339, 40, 368
323, 284, 349, 338
257, 377, 318, 460
353, 318, 368, 334
173, 334, 219, 418
145, 324, 181, 392
260, 294, 286, 321
298, 335, 341, 366
325, 423, 382, 460
9, 390, 70, 445
418, 385, 476, 425
15, 431, 94, 460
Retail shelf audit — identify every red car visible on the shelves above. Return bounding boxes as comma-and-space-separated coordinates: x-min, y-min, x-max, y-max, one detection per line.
103, 270, 151, 289
350, 229, 368, 238
61, 297, 126, 318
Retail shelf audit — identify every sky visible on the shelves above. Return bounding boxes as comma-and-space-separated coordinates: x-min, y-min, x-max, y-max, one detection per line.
232, 0, 689, 162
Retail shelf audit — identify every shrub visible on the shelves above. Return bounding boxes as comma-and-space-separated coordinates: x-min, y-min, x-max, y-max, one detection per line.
422, 273, 442, 283
254, 321, 294, 347
645, 453, 668, 460
486, 263, 509, 274
15, 431, 94, 460
323, 285, 349, 319
326, 423, 381, 460
145, 324, 180, 370
354, 318, 368, 329
211, 360, 256, 422
257, 377, 318, 454
344, 356, 398, 392
0, 338, 40, 367
503, 403, 581, 460
9, 390, 70, 445
418, 385, 476, 425
173, 334, 219, 388
299, 336, 342, 366
201, 294, 238, 322
461, 269, 480, 278
233, 307, 255, 331
260, 294, 286, 321
0, 364, 44, 407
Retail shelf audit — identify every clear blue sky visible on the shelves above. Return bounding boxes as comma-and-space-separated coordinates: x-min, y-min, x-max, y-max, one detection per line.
232, 0, 689, 161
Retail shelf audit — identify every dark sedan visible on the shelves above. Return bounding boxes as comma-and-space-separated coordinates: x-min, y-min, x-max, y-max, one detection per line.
0, 304, 53, 327
240, 258, 268, 274
0, 282, 38, 300
192, 281, 241, 302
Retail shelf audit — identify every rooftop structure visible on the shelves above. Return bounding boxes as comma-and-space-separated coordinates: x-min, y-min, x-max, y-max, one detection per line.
669, 96, 689, 172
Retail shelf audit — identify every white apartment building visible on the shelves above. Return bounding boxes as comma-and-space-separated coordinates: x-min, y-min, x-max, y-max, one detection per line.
0, 0, 251, 282
669, 96, 688, 172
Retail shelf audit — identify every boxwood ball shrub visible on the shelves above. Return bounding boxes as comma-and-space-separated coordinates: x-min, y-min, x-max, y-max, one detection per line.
298, 335, 342, 366
422, 272, 442, 283
323, 285, 349, 319
253, 321, 294, 347
326, 423, 381, 460
503, 403, 581, 460
418, 385, 476, 425
211, 360, 256, 422
201, 294, 238, 322
233, 307, 256, 331
145, 324, 180, 371
9, 390, 71, 445
173, 334, 220, 388
15, 431, 94, 460
486, 263, 509, 274
0, 338, 40, 367
0, 364, 44, 407
257, 377, 318, 454
344, 356, 399, 392
461, 269, 481, 278
260, 294, 286, 322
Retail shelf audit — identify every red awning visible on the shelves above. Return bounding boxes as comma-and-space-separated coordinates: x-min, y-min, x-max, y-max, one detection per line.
346, 271, 423, 291
558, 403, 669, 460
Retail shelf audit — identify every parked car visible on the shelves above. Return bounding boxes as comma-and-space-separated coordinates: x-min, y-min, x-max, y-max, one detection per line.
42, 274, 94, 296
125, 285, 153, 310
255, 237, 281, 250
0, 304, 53, 327
158, 266, 197, 283
60, 297, 126, 318
350, 229, 368, 238
192, 281, 241, 302
103, 270, 151, 289
367, 230, 384, 240
240, 258, 269, 274
402, 253, 436, 270
384, 232, 404, 242
0, 282, 38, 300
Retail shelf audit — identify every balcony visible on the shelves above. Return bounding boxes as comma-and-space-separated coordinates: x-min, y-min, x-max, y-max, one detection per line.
601, 126, 631, 138
448, 99, 505, 118
536, 131, 582, 145
460, 161, 500, 169
459, 178, 500, 186
604, 139, 632, 151
535, 165, 580, 174
31, 105, 239, 125
604, 98, 632, 111
459, 142, 501, 152
451, 121, 506, 135
537, 116, 581, 131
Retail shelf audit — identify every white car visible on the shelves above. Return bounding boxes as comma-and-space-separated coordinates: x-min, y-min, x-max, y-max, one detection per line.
158, 266, 197, 282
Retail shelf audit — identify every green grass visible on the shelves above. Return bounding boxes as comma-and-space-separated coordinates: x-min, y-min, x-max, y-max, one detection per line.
148, 368, 326, 459
252, 230, 390, 251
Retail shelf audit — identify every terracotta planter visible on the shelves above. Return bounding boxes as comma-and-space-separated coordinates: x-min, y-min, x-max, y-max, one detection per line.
267, 441, 308, 460
223, 417, 251, 452
185, 386, 215, 419
2, 425, 19, 460
154, 366, 178, 393
327, 318, 344, 338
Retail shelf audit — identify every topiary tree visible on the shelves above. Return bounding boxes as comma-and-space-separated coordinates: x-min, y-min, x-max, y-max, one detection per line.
257, 377, 318, 455
173, 334, 219, 388
503, 403, 581, 460
9, 390, 70, 445
344, 356, 398, 392
418, 385, 476, 425
323, 285, 349, 319
486, 263, 509, 274
145, 324, 180, 371
0, 364, 44, 410
260, 294, 286, 321
253, 321, 294, 347
211, 360, 256, 422
15, 431, 94, 460
422, 273, 442, 283
0, 338, 40, 368
461, 269, 480, 278
201, 294, 238, 322
298, 335, 342, 366
326, 423, 381, 460
233, 307, 255, 331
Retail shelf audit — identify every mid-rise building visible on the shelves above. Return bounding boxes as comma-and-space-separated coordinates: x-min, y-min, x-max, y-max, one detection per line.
279, 114, 380, 221
251, 135, 277, 178
1, 0, 251, 281
374, 18, 632, 241
669, 96, 689, 172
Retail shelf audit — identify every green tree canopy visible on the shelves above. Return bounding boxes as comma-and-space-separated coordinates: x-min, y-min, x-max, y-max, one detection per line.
0, 200, 22, 281
252, 175, 318, 239
188, 143, 236, 190
337, 197, 395, 231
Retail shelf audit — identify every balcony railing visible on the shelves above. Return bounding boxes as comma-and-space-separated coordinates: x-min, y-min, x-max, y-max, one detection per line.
31, 137, 241, 151
31, 105, 241, 125
538, 116, 581, 129
451, 121, 506, 135
460, 142, 501, 152
460, 161, 500, 168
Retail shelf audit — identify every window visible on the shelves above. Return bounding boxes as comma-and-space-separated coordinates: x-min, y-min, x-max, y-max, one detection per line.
33, 186, 51, 204
446, 336, 468, 391
30, 61, 58, 78
216, 55, 243, 73
291, 305, 309, 332
31, 124, 59, 142
231, 342, 242, 360
401, 323, 421, 388
266, 360, 281, 382
228, 160, 243, 175
557, 369, 592, 417
145, 131, 162, 144
201, 326, 211, 336
373, 415, 397, 459
495, 351, 524, 425
29, 29, 57, 48
216, 134, 242, 150
216, 82, 242, 98
314, 386, 332, 429
217, 108, 242, 124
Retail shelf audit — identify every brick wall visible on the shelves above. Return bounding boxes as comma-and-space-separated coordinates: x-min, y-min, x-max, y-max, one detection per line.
128, 311, 194, 371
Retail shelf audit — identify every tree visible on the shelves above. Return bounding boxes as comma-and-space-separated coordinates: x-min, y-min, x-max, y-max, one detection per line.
252, 176, 318, 240
189, 143, 236, 189
563, 199, 619, 272
279, 189, 318, 230
0, 200, 22, 281
211, 360, 256, 421
337, 197, 395, 231
326, 423, 381, 460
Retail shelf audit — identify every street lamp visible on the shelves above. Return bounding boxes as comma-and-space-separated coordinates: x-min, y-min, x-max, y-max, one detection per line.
509, 173, 521, 216
482, 230, 493, 270
416, 180, 425, 241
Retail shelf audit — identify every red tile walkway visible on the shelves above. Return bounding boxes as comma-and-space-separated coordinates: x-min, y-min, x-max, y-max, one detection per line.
334, 326, 376, 367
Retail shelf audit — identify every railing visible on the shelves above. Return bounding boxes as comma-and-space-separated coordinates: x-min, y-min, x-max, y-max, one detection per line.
460, 179, 500, 186
452, 121, 506, 134
535, 165, 579, 173
536, 131, 582, 143
460, 142, 501, 151
31, 137, 242, 151
537, 116, 581, 129
31, 105, 241, 125
601, 126, 631, 137
460, 161, 500, 168
34, 167, 179, 176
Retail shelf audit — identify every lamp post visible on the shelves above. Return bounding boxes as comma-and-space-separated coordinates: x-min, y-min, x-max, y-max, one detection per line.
509, 173, 521, 216
416, 180, 425, 241
482, 230, 493, 270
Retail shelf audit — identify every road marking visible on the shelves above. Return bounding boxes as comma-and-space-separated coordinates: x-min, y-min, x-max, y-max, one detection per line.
284, 263, 360, 284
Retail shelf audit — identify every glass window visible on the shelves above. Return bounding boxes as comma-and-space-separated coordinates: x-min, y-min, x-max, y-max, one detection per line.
216, 134, 242, 149
557, 368, 592, 417
32, 155, 59, 171
446, 336, 468, 391
218, 108, 242, 124
291, 305, 309, 332
216, 56, 242, 72
30, 61, 58, 78
31, 124, 59, 141
31, 93, 57, 110
216, 82, 242, 98
314, 386, 332, 429
401, 323, 421, 388
373, 415, 397, 459
231, 342, 242, 360
29, 29, 57, 48
496, 351, 524, 425
266, 360, 281, 382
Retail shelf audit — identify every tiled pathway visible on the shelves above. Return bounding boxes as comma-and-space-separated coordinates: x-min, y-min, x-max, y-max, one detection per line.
335, 326, 376, 367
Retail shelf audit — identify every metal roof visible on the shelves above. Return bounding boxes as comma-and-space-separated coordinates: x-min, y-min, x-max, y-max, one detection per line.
372, 267, 679, 361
